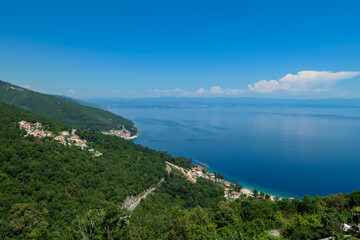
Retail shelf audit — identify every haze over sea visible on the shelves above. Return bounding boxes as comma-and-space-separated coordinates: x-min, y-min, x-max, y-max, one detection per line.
107, 100, 360, 199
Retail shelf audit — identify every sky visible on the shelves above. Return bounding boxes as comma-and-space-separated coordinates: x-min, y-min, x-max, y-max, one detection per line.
0, 0, 359, 99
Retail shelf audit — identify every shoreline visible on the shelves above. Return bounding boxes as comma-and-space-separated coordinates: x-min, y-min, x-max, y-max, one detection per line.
218, 171, 301, 200
129, 131, 298, 199
126, 133, 139, 140
187, 163, 292, 201
126, 127, 298, 199
112, 113, 297, 199
225, 180, 289, 200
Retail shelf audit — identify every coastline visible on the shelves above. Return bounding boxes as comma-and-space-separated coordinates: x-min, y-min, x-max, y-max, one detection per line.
129, 131, 298, 199
225, 180, 292, 200
109, 108, 303, 199
221, 172, 302, 200
130, 130, 298, 199
126, 133, 139, 140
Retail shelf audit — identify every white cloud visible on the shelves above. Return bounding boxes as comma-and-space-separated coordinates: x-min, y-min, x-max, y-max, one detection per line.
153, 88, 181, 94
67, 89, 75, 94
248, 71, 360, 93
209, 86, 223, 94
225, 88, 243, 95
147, 86, 244, 97
196, 88, 205, 94
147, 88, 191, 96
196, 86, 244, 95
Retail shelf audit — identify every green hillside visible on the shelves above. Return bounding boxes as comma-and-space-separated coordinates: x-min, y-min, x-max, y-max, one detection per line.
1, 102, 360, 239
0, 102, 194, 239
0, 80, 137, 135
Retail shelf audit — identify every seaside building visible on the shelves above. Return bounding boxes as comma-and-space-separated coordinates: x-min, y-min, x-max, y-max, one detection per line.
240, 188, 253, 197
231, 191, 240, 199
192, 166, 204, 171
196, 171, 203, 177
207, 172, 215, 178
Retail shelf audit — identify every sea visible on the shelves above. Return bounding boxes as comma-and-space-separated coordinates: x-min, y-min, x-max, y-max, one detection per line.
110, 106, 360, 199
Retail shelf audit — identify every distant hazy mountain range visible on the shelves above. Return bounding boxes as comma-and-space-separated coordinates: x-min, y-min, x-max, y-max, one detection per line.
86, 96, 360, 109
0, 80, 137, 135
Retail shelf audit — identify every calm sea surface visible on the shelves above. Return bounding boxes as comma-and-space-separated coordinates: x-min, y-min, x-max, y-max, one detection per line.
111, 106, 360, 198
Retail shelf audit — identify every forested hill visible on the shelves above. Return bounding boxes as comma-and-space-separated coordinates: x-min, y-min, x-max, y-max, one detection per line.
2, 103, 360, 239
0, 80, 137, 135
0, 102, 192, 239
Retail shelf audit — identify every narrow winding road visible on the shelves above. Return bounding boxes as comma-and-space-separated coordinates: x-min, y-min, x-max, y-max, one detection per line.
127, 163, 171, 211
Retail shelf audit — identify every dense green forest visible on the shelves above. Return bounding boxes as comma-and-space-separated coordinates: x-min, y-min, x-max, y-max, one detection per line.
1, 101, 360, 239
125, 173, 360, 239
0, 80, 137, 134
0, 102, 191, 239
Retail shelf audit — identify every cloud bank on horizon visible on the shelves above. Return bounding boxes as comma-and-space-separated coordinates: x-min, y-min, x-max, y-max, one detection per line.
248, 71, 360, 93
146, 71, 360, 97
147, 86, 243, 97
196, 86, 244, 95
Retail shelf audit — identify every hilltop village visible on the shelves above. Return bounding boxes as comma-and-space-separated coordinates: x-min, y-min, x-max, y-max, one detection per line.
18, 120, 103, 157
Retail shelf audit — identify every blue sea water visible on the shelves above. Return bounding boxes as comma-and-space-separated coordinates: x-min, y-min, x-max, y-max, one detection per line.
111, 106, 360, 199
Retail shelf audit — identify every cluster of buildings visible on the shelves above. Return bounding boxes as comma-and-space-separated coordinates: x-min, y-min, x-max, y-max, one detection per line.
224, 186, 278, 201
224, 188, 251, 200
170, 161, 279, 202
19, 120, 103, 157
19, 121, 52, 138
167, 162, 250, 200
190, 166, 216, 181
101, 129, 132, 139
54, 131, 87, 148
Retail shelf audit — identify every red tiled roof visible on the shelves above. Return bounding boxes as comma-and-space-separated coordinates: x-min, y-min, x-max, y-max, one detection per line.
192, 166, 203, 171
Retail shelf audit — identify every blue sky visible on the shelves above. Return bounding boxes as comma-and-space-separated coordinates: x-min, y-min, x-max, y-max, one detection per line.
0, 0, 359, 98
